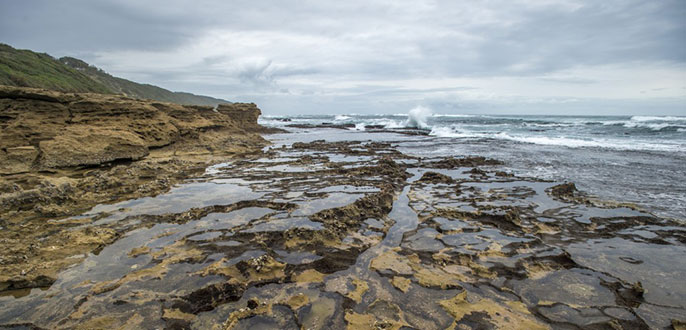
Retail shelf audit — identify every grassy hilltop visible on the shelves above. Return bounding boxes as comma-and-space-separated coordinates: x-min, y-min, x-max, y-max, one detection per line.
0, 43, 111, 93
0, 43, 229, 106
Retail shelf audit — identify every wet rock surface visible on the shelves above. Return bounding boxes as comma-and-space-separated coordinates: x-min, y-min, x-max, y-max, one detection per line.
0, 86, 274, 293
0, 136, 684, 329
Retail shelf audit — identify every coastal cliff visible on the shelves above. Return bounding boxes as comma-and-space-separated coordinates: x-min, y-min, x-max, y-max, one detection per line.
0, 86, 273, 289
0, 85, 266, 173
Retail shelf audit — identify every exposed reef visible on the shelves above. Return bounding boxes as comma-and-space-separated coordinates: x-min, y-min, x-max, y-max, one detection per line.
0, 103, 684, 329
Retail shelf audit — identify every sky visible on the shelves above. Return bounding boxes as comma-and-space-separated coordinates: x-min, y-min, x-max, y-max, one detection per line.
1, 0, 685, 115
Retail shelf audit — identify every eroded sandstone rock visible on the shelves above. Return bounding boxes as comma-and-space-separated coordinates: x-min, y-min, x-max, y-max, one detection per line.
0, 85, 273, 290
0, 85, 267, 171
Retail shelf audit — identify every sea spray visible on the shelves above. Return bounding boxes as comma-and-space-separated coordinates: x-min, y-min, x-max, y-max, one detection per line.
406, 106, 432, 129
334, 115, 352, 121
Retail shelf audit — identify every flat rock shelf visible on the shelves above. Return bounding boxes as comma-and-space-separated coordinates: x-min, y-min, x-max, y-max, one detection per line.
0, 138, 684, 329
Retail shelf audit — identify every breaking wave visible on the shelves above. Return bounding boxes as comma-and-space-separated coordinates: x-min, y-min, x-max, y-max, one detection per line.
334, 115, 352, 121
429, 126, 682, 152
405, 106, 432, 129
630, 116, 686, 122
601, 116, 686, 131
261, 113, 684, 153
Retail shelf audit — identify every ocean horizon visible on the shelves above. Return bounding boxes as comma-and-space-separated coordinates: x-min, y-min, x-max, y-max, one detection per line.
261, 110, 686, 220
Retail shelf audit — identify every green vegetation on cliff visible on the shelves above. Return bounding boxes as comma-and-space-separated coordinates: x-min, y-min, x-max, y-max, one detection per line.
59, 57, 229, 106
0, 44, 112, 93
0, 43, 229, 106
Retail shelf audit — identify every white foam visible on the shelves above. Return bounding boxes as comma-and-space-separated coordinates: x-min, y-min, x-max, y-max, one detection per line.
601, 118, 685, 130
495, 133, 605, 148
372, 119, 404, 128
429, 126, 683, 152
524, 122, 575, 128
258, 118, 290, 127
430, 126, 461, 137
636, 123, 672, 130
405, 106, 432, 129
334, 115, 352, 121
432, 114, 476, 118
629, 122, 685, 130
429, 126, 483, 138
356, 118, 405, 128
630, 116, 686, 122
601, 120, 626, 126
498, 133, 683, 152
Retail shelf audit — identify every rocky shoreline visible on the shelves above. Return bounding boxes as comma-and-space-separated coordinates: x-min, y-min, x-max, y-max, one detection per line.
0, 88, 685, 329
0, 86, 277, 292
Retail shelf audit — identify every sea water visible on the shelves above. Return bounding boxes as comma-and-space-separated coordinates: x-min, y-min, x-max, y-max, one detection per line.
260, 112, 686, 220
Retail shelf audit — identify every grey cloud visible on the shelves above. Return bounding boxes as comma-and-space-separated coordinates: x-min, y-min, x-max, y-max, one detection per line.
237, 60, 275, 88
331, 86, 478, 98
539, 77, 597, 85
0, 1, 202, 52
3, 0, 684, 72
235, 60, 320, 91
404, 0, 686, 76
1, 0, 684, 114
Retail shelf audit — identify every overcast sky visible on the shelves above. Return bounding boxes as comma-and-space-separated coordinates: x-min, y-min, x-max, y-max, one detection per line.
1, 0, 685, 115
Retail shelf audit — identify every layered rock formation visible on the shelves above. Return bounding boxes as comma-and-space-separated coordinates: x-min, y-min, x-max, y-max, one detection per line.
0, 86, 274, 288
0, 86, 267, 173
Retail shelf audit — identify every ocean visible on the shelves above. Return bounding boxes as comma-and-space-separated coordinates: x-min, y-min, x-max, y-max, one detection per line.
260, 111, 686, 220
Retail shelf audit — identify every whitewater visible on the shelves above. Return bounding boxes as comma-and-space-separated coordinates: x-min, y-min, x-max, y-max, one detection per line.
262, 111, 686, 153
260, 110, 686, 220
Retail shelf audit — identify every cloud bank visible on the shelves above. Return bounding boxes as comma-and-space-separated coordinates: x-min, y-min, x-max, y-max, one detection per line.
1, 0, 685, 115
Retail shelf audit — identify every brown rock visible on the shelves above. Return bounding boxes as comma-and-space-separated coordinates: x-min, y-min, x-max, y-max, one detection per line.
417, 171, 455, 184
0, 146, 38, 174
0, 85, 267, 172
0, 86, 271, 290
548, 182, 577, 200
39, 128, 149, 168
426, 156, 502, 169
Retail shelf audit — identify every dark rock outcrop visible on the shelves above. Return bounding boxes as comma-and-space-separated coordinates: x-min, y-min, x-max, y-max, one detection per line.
425, 156, 502, 169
